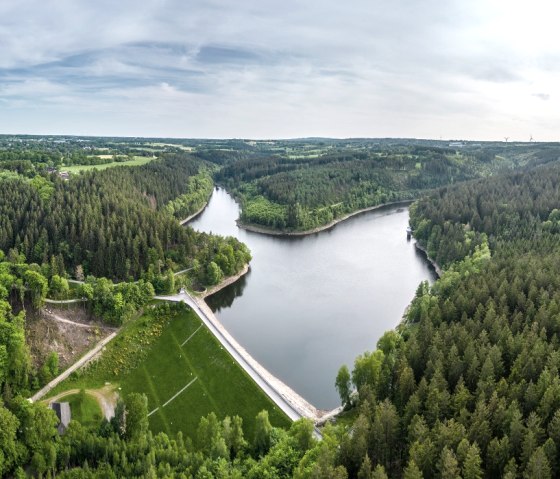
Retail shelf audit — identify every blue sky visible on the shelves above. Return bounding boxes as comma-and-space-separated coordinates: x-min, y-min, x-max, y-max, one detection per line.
0, 0, 559, 140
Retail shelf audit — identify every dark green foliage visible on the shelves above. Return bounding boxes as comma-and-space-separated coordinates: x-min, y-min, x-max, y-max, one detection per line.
4, 137, 560, 477
214, 142, 550, 232
333, 160, 560, 477
336, 365, 352, 407
0, 154, 249, 284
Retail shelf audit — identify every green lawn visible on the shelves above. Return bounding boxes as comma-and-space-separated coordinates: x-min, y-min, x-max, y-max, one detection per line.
119, 308, 290, 438
49, 305, 290, 439
62, 156, 155, 173
63, 392, 104, 428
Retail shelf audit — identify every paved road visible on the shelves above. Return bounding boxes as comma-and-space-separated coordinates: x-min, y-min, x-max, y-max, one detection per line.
45, 298, 87, 304
173, 267, 193, 276
154, 291, 322, 428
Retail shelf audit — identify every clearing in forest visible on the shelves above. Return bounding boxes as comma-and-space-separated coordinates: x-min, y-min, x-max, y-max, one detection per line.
62, 156, 155, 173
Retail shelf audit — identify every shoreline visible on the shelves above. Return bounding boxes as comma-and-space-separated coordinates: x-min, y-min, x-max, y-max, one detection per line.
191, 262, 342, 424
400, 240, 443, 324
199, 263, 250, 299
178, 200, 210, 225
236, 199, 414, 237
198, 262, 342, 423
414, 241, 443, 277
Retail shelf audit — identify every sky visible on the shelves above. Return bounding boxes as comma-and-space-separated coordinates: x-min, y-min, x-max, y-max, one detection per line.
0, 0, 559, 140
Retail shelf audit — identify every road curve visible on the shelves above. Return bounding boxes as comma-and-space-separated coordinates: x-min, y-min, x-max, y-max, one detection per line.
30, 331, 118, 403
154, 291, 322, 427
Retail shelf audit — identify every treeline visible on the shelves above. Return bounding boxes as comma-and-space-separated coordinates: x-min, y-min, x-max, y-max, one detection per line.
165, 170, 214, 221
0, 154, 249, 284
410, 162, 560, 268
1, 389, 321, 478
0, 276, 323, 479
215, 146, 522, 231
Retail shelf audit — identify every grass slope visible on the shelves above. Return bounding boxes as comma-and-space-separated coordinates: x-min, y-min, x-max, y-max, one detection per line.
49, 305, 290, 439
120, 308, 290, 438
64, 392, 104, 428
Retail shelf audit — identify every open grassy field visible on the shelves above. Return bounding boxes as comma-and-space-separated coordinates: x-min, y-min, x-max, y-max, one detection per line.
62, 156, 155, 173
63, 392, 104, 428
48, 304, 290, 439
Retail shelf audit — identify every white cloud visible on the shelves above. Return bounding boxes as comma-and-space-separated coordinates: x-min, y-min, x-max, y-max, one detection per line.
0, 0, 559, 139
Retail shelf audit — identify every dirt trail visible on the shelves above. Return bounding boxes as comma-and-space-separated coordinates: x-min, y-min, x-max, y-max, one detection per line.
30, 330, 119, 403
44, 310, 116, 330
44, 385, 118, 420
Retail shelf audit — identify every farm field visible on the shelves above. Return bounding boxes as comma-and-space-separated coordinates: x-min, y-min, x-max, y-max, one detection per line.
48, 304, 290, 438
62, 156, 155, 173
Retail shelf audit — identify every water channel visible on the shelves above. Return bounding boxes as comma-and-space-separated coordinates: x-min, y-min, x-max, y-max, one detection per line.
188, 188, 437, 409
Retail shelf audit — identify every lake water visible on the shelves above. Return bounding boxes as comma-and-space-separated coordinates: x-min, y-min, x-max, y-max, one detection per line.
189, 188, 437, 409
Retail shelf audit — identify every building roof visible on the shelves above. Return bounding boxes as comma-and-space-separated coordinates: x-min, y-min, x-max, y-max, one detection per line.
51, 402, 71, 428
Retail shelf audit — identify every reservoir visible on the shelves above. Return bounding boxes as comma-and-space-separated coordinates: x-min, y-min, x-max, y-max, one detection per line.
189, 188, 437, 409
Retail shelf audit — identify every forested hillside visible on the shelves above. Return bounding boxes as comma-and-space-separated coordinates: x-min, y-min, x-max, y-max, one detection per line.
326, 160, 560, 477
3, 138, 560, 477
215, 142, 560, 232
0, 154, 248, 284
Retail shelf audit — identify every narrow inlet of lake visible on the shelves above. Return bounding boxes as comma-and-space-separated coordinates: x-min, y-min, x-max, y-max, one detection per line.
188, 188, 437, 409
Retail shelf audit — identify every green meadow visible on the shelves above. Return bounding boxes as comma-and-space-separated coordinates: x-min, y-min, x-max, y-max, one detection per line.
62, 156, 155, 173
63, 392, 104, 428
49, 304, 290, 439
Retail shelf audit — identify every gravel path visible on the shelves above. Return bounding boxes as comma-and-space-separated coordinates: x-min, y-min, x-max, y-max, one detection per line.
44, 386, 117, 420
44, 311, 116, 330
45, 298, 87, 304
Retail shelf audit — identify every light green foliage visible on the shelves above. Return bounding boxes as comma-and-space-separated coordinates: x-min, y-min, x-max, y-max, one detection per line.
438, 446, 460, 479
371, 464, 388, 479
23, 270, 48, 308
289, 418, 316, 453
254, 410, 273, 456
357, 455, 372, 479
524, 447, 551, 479
83, 277, 154, 325
165, 170, 214, 220
376, 330, 400, 355
0, 406, 20, 476
206, 261, 223, 286
29, 175, 55, 201
49, 274, 69, 299
403, 459, 424, 479
123, 392, 149, 440
352, 350, 385, 392
335, 365, 352, 407
462, 443, 483, 479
